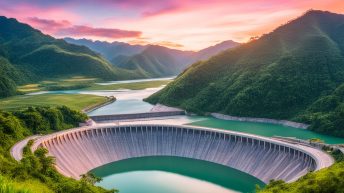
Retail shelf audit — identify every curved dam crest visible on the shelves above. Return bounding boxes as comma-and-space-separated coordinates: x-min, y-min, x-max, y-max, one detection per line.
32, 124, 333, 184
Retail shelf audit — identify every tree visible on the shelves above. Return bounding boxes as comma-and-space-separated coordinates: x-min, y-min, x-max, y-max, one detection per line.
80, 172, 102, 185
34, 148, 55, 174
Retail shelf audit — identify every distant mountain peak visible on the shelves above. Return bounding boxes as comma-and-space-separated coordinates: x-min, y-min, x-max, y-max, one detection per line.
195, 40, 240, 60
64, 37, 148, 60
64, 37, 240, 79
304, 9, 336, 16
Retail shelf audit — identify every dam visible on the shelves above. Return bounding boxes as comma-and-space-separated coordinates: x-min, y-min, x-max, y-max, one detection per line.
31, 124, 333, 184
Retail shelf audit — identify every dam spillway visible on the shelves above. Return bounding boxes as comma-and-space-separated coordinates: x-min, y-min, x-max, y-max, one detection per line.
32, 124, 333, 184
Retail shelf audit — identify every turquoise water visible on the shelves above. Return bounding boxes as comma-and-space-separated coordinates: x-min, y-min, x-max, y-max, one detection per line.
29, 80, 344, 193
92, 156, 264, 193
29, 87, 344, 144
28, 86, 344, 144
189, 117, 344, 144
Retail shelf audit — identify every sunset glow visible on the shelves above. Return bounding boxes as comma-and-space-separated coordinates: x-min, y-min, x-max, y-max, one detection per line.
1, 0, 343, 50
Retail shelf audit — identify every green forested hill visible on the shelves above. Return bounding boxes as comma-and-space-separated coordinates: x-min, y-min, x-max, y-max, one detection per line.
0, 57, 23, 98
258, 160, 344, 193
0, 106, 115, 193
0, 16, 140, 98
111, 42, 239, 78
146, 10, 344, 137
113, 45, 195, 78
66, 37, 239, 78
299, 84, 344, 137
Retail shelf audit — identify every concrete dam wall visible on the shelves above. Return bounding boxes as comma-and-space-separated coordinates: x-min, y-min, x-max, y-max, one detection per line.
32, 124, 333, 184
90, 111, 185, 122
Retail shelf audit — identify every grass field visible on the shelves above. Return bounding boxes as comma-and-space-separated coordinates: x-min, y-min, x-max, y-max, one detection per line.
17, 76, 98, 93
86, 80, 171, 90
17, 77, 171, 93
0, 94, 108, 111
7, 78, 171, 111
12, 179, 54, 193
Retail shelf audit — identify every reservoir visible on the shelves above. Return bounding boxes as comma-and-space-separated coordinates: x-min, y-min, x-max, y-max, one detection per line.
28, 78, 344, 193
188, 118, 344, 144
28, 87, 344, 144
92, 156, 264, 193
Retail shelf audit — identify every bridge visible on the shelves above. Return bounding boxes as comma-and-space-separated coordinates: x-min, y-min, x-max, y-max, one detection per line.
31, 124, 334, 184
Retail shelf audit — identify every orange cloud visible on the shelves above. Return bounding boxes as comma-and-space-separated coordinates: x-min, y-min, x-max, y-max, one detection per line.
154, 41, 184, 49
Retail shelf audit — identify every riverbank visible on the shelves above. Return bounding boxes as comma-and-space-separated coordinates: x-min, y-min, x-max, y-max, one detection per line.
83, 96, 116, 113
2, 77, 173, 112
211, 113, 309, 129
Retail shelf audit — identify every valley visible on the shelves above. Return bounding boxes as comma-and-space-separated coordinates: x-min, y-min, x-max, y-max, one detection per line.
31, 79, 343, 144
0, 5, 344, 193
4, 75, 341, 193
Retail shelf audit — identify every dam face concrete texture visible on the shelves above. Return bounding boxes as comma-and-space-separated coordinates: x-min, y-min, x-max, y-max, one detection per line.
33, 124, 333, 183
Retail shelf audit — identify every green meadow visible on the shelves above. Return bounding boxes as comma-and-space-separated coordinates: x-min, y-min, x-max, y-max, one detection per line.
0, 94, 108, 111
3, 78, 171, 112
17, 76, 171, 93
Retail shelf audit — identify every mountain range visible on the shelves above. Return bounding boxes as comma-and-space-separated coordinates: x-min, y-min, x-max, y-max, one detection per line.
0, 16, 147, 97
65, 38, 239, 78
64, 37, 147, 61
0, 16, 238, 98
146, 10, 344, 137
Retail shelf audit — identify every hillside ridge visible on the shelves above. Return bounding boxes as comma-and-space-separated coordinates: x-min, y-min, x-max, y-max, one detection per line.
146, 10, 344, 137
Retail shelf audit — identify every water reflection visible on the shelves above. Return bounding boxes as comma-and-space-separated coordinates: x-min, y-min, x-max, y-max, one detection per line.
98, 171, 239, 193
93, 156, 263, 193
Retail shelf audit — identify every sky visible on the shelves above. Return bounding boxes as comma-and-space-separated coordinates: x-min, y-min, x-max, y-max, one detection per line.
0, 0, 343, 51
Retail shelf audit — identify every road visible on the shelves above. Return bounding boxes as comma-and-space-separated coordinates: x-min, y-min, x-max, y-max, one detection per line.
10, 135, 41, 161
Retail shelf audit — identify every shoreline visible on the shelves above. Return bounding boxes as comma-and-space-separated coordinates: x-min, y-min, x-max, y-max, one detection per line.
210, 113, 309, 129
144, 103, 310, 129
82, 96, 116, 113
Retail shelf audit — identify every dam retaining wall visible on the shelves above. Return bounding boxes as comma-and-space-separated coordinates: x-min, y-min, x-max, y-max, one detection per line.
32, 124, 333, 183
90, 111, 185, 122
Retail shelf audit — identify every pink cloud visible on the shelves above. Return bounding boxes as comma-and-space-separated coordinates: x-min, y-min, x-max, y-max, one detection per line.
57, 25, 141, 38
26, 17, 71, 34
0, 3, 80, 22
1, 0, 343, 50
85, 0, 180, 18
25, 17, 141, 39
142, 5, 179, 17
27, 17, 71, 28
